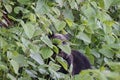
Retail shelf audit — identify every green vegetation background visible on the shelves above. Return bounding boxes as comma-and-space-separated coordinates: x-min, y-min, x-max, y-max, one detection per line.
0, 0, 120, 80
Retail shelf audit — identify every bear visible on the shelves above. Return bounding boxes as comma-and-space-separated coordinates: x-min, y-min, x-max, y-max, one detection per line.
49, 33, 91, 75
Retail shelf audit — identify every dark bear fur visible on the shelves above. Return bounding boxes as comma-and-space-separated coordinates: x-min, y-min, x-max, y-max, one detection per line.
50, 33, 91, 75
58, 50, 91, 75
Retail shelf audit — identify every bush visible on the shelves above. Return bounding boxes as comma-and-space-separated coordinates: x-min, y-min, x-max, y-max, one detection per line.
0, 0, 120, 80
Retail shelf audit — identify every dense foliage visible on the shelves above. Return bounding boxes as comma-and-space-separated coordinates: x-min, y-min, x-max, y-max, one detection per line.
0, 0, 120, 80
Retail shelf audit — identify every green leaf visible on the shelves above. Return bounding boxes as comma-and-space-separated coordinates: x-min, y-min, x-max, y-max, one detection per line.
0, 37, 8, 48
21, 21, 36, 39
17, 0, 30, 4
103, 0, 114, 10
56, 56, 68, 71
102, 71, 120, 80
40, 47, 53, 59
105, 35, 115, 44
10, 59, 19, 74
55, 0, 64, 7
76, 32, 91, 44
25, 69, 37, 78
58, 44, 71, 55
7, 51, 27, 67
65, 18, 73, 27
0, 62, 8, 71
47, 14, 66, 31
112, 0, 120, 5
21, 37, 31, 47
52, 38, 62, 45
29, 13, 36, 22
99, 48, 114, 58
35, 0, 49, 14
68, 0, 78, 10
49, 61, 61, 71
63, 8, 74, 21
53, 45, 59, 54
4, 4, 12, 13
52, 7, 60, 16
0, 12, 3, 17
54, 20, 66, 31
18, 77, 32, 80
30, 50, 44, 65
14, 6, 23, 14
107, 62, 120, 72
41, 35, 53, 48
33, 27, 43, 37
81, 3, 96, 18
14, 55, 27, 67
7, 73, 16, 80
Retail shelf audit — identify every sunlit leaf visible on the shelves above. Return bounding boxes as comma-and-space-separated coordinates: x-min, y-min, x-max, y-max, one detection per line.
4, 4, 12, 13
56, 56, 68, 71
99, 48, 114, 58
76, 32, 91, 44
58, 44, 71, 55
30, 50, 44, 65
10, 59, 19, 74
41, 35, 53, 48
7, 73, 16, 80
17, 0, 30, 4
35, 0, 49, 14
21, 21, 36, 39
40, 47, 53, 59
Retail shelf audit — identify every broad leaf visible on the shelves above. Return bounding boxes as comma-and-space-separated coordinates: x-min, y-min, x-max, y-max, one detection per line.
56, 56, 68, 71
10, 59, 19, 74
58, 44, 71, 55
99, 48, 114, 58
40, 47, 53, 59
76, 32, 91, 44
4, 4, 12, 13
30, 50, 44, 65
21, 21, 36, 39
41, 35, 53, 48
